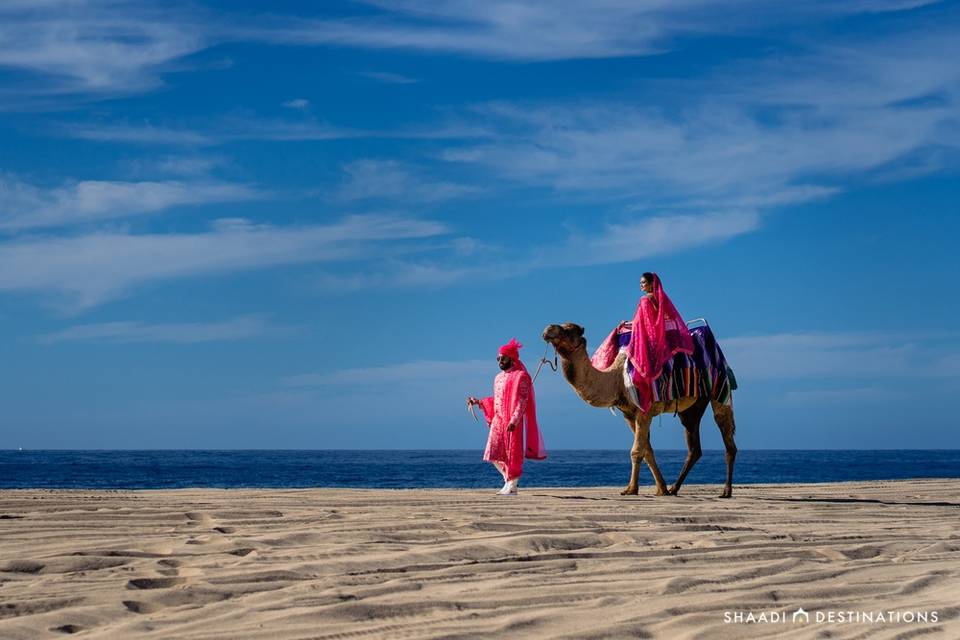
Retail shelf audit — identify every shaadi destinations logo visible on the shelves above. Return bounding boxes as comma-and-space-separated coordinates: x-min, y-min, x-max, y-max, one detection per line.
723, 607, 939, 625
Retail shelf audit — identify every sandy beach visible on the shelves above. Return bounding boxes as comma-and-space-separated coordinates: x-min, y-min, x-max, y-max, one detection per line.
1, 479, 958, 639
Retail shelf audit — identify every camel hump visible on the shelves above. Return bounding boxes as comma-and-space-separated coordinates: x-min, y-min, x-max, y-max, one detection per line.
599, 350, 629, 373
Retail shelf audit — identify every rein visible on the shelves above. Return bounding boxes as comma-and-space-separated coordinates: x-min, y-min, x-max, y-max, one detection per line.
532, 343, 559, 383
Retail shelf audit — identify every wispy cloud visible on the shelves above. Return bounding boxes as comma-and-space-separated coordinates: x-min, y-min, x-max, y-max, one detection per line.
723, 331, 960, 380
147, 155, 228, 177
312, 260, 508, 292
239, 0, 941, 62
282, 98, 310, 110
356, 70, 419, 84
60, 117, 355, 145
2, 1, 940, 108
63, 122, 218, 145
36, 314, 283, 344
282, 359, 490, 386
334, 159, 477, 203
0, 0, 207, 106
781, 387, 903, 405
424, 24, 959, 270
59, 116, 488, 146
0, 173, 259, 231
0, 214, 448, 310
6, 2, 958, 302
309, 210, 760, 291
442, 86, 954, 208
740, 28, 960, 113
564, 211, 761, 266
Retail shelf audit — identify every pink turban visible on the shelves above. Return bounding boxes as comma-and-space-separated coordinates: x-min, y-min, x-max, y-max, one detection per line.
498, 338, 522, 360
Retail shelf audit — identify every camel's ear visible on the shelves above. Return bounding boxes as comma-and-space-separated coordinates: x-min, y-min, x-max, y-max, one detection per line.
561, 322, 584, 336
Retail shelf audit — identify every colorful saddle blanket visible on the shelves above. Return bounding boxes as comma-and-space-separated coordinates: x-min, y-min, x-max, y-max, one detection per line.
595, 323, 737, 410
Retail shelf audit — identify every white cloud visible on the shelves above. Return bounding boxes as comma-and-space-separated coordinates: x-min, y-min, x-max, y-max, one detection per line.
5, 3, 957, 300
0, 0, 206, 104
566, 210, 761, 266
37, 314, 281, 344
442, 88, 954, 207
310, 210, 758, 292
282, 98, 310, 110
335, 159, 477, 203
149, 155, 227, 177
782, 387, 902, 404
239, 0, 941, 62
0, 174, 259, 231
63, 122, 217, 145
356, 70, 419, 84
312, 260, 505, 291
740, 29, 960, 113
0, 214, 448, 309
59, 116, 489, 146
723, 331, 960, 379
61, 117, 355, 145
282, 359, 491, 386
428, 26, 958, 265
1, 1, 941, 108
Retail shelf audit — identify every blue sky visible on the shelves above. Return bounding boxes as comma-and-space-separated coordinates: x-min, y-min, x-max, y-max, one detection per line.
1, 0, 958, 450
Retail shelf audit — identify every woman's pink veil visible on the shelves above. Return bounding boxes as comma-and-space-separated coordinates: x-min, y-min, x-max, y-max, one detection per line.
627, 273, 694, 400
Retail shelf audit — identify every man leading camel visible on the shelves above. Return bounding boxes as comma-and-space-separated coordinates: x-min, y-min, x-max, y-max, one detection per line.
467, 339, 547, 495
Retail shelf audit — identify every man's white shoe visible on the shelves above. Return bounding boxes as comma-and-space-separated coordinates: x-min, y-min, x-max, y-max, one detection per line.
496, 479, 518, 496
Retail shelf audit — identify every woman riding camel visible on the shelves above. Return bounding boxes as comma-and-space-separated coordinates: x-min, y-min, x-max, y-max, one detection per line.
592, 272, 694, 413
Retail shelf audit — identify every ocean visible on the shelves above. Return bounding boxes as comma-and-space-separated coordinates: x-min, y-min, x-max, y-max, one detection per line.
1, 450, 958, 490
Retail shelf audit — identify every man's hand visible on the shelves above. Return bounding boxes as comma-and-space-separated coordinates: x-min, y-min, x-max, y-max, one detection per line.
466, 396, 479, 407
507, 423, 516, 432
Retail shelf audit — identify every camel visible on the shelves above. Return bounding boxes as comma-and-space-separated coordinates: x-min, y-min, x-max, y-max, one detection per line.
542, 323, 737, 498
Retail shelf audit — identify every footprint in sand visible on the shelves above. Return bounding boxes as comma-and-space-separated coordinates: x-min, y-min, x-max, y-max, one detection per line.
1, 559, 44, 573
49, 624, 84, 634
127, 577, 186, 590
123, 586, 233, 615
123, 600, 165, 614
183, 511, 242, 543
182, 510, 236, 546
123, 576, 191, 615
184, 511, 213, 527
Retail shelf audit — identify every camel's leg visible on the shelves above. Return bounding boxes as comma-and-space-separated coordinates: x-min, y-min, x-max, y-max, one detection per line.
712, 400, 737, 498
669, 398, 709, 495
626, 413, 668, 496
620, 412, 641, 495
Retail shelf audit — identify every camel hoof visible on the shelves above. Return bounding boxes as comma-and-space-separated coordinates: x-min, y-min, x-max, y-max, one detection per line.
654, 487, 671, 497
667, 485, 680, 496
718, 487, 733, 499
620, 486, 639, 496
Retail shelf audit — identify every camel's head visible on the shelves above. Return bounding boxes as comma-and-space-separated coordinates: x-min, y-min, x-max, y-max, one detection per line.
542, 323, 586, 356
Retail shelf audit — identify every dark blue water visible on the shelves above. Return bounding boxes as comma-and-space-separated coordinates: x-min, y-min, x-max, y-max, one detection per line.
1, 450, 958, 489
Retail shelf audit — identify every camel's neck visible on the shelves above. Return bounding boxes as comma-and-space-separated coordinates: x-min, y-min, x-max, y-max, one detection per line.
559, 345, 627, 408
